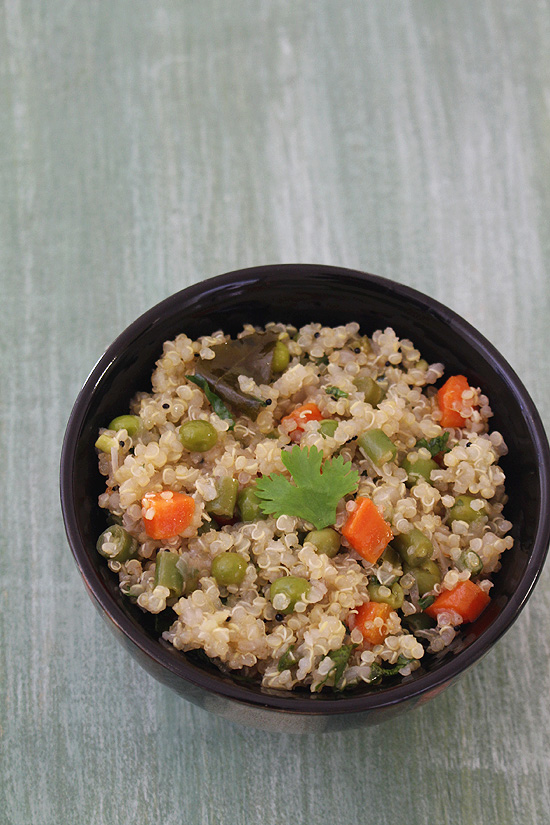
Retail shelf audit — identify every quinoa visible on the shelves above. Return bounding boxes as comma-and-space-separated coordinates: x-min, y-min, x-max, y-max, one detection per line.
95, 322, 513, 691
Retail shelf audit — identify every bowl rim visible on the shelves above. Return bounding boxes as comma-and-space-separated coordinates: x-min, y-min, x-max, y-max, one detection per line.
60, 263, 550, 715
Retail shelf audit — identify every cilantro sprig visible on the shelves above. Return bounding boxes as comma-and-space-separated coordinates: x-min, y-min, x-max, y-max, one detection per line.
325, 386, 349, 399
255, 446, 359, 530
314, 644, 357, 691
415, 432, 450, 457
368, 655, 411, 684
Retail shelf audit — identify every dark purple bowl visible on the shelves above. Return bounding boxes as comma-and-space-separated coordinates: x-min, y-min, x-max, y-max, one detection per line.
60, 264, 550, 732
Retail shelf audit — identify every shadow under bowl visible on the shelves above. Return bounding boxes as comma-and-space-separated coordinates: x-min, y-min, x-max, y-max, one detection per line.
60, 264, 550, 732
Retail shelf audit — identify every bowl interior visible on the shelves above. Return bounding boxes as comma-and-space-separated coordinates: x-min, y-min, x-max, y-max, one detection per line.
63, 265, 550, 710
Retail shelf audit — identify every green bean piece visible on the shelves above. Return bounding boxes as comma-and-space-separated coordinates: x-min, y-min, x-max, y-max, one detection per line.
237, 487, 265, 523
96, 525, 137, 562
108, 414, 143, 437
402, 612, 437, 632
368, 579, 404, 609
402, 559, 441, 596
447, 495, 486, 526
304, 528, 341, 558
352, 376, 384, 407
271, 341, 290, 373
269, 576, 311, 614
211, 552, 247, 586
318, 419, 338, 438
392, 528, 433, 567
401, 455, 439, 487
179, 420, 218, 452
154, 551, 184, 598
457, 549, 483, 575
95, 433, 118, 453
357, 428, 397, 466
206, 477, 239, 518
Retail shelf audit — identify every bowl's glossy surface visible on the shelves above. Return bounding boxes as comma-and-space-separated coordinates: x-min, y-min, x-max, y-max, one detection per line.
60, 264, 550, 732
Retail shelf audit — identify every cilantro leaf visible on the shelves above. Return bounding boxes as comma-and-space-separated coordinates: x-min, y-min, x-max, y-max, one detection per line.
368, 655, 410, 684
415, 432, 450, 457
325, 386, 349, 399
315, 644, 356, 691
255, 446, 359, 530
277, 645, 297, 672
418, 594, 435, 610
186, 374, 235, 429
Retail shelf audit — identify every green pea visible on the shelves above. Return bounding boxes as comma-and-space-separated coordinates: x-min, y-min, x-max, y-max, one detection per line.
318, 419, 338, 438
402, 612, 437, 632
272, 341, 290, 373
269, 576, 311, 614
352, 376, 384, 407
154, 551, 184, 598
304, 528, 341, 558
97, 525, 137, 562
211, 552, 247, 586
206, 477, 239, 518
95, 433, 119, 453
237, 487, 265, 523
447, 495, 486, 526
457, 549, 483, 575
179, 420, 218, 452
402, 559, 441, 596
357, 429, 397, 466
392, 528, 433, 567
367, 579, 404, 609
401, 455, 439, 486
108, 414, 143, 437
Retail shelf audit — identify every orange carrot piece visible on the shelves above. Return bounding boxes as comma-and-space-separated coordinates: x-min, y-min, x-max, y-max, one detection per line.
281, 402, 323, 441
351, 601, 393, 645
142, 491, 195, 539
341, 497, 393, 563
437, 375, 471, 428
425, 579, 490, 623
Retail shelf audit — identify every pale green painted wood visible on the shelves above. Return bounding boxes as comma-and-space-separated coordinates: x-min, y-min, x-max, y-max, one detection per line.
1, 1, 550, 823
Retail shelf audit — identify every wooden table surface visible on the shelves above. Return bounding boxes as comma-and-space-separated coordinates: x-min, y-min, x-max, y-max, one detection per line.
2, 2, 550, 823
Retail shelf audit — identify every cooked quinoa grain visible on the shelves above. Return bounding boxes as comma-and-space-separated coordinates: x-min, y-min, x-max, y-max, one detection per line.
96, 323, 513, 691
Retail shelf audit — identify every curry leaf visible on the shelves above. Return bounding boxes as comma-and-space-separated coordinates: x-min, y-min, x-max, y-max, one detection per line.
186, 374, 235, 429
255, 446, 359, 530
193, 331, 278, 419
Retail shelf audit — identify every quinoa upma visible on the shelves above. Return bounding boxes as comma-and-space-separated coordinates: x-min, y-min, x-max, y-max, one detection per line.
95, 322, 512, 691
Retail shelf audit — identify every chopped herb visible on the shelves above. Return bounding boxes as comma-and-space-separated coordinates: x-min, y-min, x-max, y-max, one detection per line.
192, 331, 278, 420
368, 655, 410, 684
255, 445, 359, 530
277, 645, 297, 672
418, 594, 435, 610
415, 432, 450, 457
315, 644, 356, 691
325, 386, 349, 399
313, 355, 329, 366
186, 374, 235, 429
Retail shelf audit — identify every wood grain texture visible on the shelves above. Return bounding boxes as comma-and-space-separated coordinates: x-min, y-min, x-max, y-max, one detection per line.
1, 1, 549, 823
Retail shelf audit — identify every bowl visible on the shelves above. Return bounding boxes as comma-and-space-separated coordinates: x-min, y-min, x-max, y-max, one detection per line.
60, 264, 550, 732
